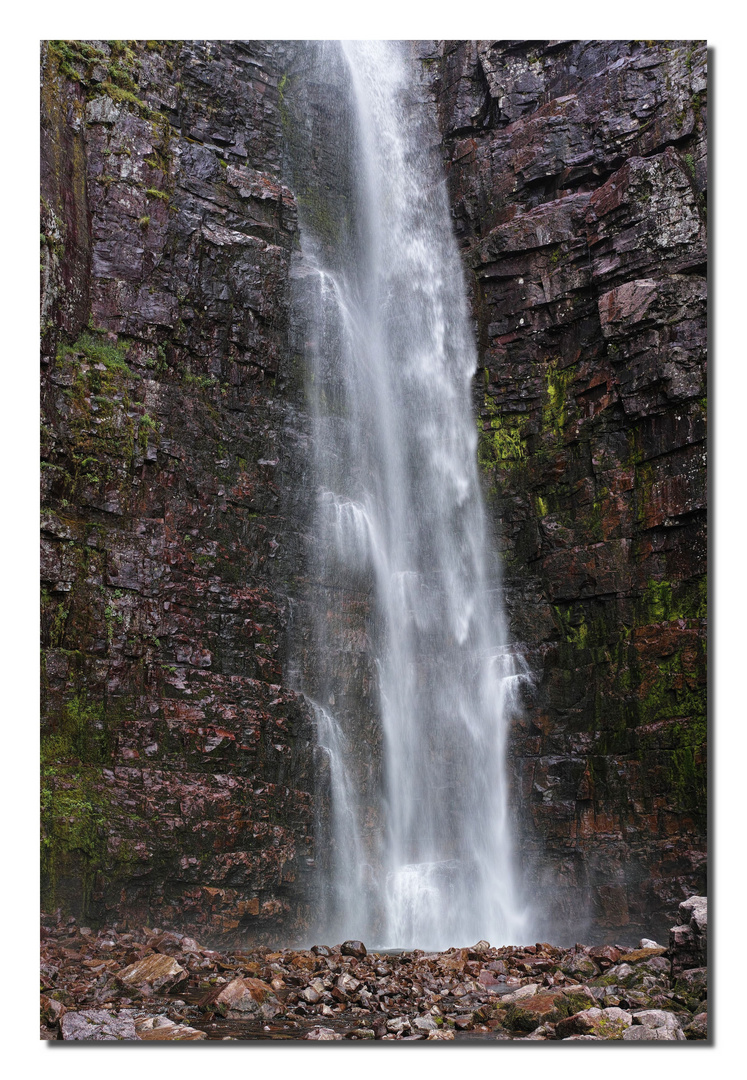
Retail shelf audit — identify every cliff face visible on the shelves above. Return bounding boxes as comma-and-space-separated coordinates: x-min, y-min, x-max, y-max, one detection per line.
40, 39, 707, 945
40, 40, 315, 943
425, 40, 707, 940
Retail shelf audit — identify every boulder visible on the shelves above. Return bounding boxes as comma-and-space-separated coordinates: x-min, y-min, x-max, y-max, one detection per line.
215, 977, 282, 1019
61, 1009, 139, 1041
340, 940, 367, 958
673, 965, 707, 1004
557, 1006, 632, 1040
135, 1016, 207, 1040
559, 947, 599, 979
116, 954, 188, 995
588, 944, 622, 968
623, 1009, 686, 1041
412, 1014, 439, 1031
503, 991, 568, 1033
623, 1025, 686, 1041
386, 1016, 411, 1034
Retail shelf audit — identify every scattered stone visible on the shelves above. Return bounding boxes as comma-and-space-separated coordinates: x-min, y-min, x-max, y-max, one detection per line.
39, 897, 708, 1043
305, 1026, 344, 1040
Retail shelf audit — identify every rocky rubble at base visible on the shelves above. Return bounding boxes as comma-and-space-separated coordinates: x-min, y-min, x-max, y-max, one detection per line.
40, 896, 707, 1042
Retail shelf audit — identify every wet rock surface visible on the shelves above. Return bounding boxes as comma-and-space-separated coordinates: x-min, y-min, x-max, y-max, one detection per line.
40, 39, 315, 944
419, 39, 707, 942
40, 38, 706, 950
40, 903, 708, 1041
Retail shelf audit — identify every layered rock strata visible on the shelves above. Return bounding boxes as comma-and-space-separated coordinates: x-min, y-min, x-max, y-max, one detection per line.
40, 40, 314, 942
421, 39, 707, 940
40, 39, 707, 944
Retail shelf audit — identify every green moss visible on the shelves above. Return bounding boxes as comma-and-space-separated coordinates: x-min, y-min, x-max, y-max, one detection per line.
478, 395, 528, 470
57, 331, 135, 379
41, 694, 112, 768
542, 358, 576, 435
183, 372, 218, 391
636, 576, 707, 624
145, 187, 170, 203
47, 40, 107, 81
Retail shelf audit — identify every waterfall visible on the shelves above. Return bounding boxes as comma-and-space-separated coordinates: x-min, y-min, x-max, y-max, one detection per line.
291, 40, 531, 950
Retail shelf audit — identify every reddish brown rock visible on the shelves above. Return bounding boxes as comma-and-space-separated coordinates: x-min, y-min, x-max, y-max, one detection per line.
135, 1016, 207, 1040
556, 1006, 632, 1040
40, 39, 706, 948
215, 977, 282, 1019
422, 39, 707, 942
502, 990, 568, 1032
40, 39, 314, 944
116, 953, 188, 994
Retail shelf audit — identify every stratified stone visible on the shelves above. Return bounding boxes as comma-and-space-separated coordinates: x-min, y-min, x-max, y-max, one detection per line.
424, 39, 707, 945
670, 896, 708, 976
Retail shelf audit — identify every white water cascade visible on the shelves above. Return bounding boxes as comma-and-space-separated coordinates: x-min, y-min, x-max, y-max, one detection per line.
295, 41, 532, 950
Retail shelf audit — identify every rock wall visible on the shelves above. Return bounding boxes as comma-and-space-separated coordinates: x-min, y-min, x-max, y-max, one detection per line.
40, 40, 315, 943
40, 39, 707, 946
422, 39, 707, 941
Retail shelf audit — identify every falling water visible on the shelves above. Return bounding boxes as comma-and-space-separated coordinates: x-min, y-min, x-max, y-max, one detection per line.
292, 41, 531, 949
